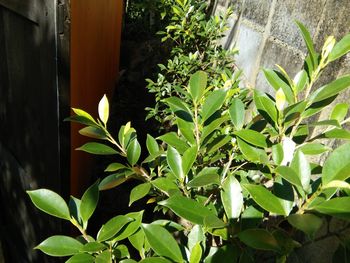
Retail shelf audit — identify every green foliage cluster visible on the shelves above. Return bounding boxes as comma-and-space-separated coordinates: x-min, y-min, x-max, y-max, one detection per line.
27, 20, 350, 262
146, 0, 239, 126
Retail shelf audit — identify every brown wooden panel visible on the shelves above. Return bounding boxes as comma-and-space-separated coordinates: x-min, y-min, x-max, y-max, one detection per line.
70, 0, 123, 196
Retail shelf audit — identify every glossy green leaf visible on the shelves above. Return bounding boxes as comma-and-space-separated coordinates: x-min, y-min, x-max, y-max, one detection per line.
190, 242, 202, 263
114, 211, 144, 241
140, 257, 171, 263
290, 150, 311, 191
167, 146, 184, 181
330, 103, 349, 122
104, 162, 127, 172
120, 259, 138, 263
80, 181, 99, 224
263, 69, 294, 103
272, 144, 284, 165
324, 128, 350, 139
302, 96, 336, 118
176, 118, 195, 144
66, 253, 95, 263
189, 71, 207, 103
238, 229, 280, 251
27, 189, 70, 220
311, 197, 350, 220
201, 115, 229, 142
159, 195, 215, 225
188, 172, 220, 188
201, 89, 227, 123
311, 75, 350, 103
142, 224, 182, 262
275, 166, 303, 188
35, 235, 83, 257
254, 90, 278, 124
287, 214, 323, 239
79, 126, 107, 139
98, 94, 109, 125
81, 242, 106, 253
203, 214, 226, 229
99, 172, 128, 191
146, 134, 159, 156
164, 97, 192, 121
298, 143, 331, 155
182, 146, 197, 175
234, 129, 268, 148
128, 229, 144, 252
229, 98, 245, 130
323, 180, 350, 190
296, 20, 317, 67
294, 70, 309, 94
221, 175, 243, 219
322, 143, 350, 184
127, 138, 141, 166
152, 220, 184, 232
76, 142, 117, 155
204, 244, 240, 263
97, 215, 133, 242
329, 33, 350, 62
151, 177, 179, 196
69, 196, 82, 225
70, 108, 97, 126
237, 138, 268, 163
115, 244, 129, 259
243, 184, 287, 215
95, 250, 111, 263
158, 132, 189, 153
129, 183, 151, 206
188, 225, 205, 251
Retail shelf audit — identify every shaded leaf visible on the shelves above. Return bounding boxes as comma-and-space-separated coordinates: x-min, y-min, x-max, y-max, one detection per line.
238, 229, 280, 252
146, 134, 159, 156
158, 132, 189, 154
127, 139, 141, 166
182, 146, 197, 176
99, 172, 128, 191
311, 197, 350, 220
79, 126, 107, 139
288, 214, 323, 239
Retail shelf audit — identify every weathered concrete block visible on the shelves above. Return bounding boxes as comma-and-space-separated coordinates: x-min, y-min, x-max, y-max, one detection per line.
270, 0, 327, 50
313, 0, 350, 50
234, 24, 264, 86
255, 37, 304, 94
241, 0, 273, 27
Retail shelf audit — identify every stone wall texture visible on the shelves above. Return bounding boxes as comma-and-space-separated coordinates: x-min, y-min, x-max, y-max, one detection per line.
212, 0, 350, 262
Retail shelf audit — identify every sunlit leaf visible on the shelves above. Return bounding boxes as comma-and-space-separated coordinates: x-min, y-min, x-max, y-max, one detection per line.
76, 142, 117, 155
98, 94, 109, 125
35, 236, 83, 257
142, 224, 182, 262
221, 175, 243, 219
27, 189, 70, 220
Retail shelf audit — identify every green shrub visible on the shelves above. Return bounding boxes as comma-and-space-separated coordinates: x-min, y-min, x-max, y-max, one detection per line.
146, 0, 239, 127
27, 20, 350, 263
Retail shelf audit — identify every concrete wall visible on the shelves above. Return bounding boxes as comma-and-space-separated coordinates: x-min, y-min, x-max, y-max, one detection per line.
212, 1, 350, 262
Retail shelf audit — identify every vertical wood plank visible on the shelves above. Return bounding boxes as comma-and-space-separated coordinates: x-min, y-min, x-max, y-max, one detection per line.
70, 0, 123, 196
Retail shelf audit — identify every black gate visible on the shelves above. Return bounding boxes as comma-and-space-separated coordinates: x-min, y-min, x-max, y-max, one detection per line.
0, 0, 70, 262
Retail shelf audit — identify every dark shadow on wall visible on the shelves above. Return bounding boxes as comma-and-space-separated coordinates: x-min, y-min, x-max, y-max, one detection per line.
0, 0, 70, 262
